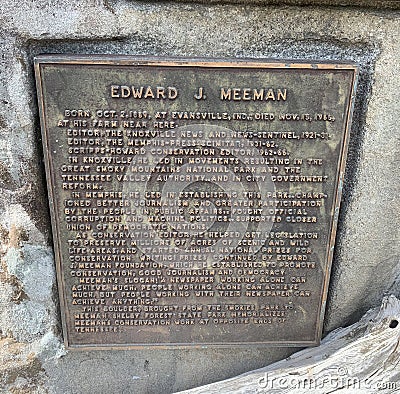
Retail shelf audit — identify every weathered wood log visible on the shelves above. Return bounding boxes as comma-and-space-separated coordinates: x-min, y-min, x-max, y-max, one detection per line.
179, 295, 400, 393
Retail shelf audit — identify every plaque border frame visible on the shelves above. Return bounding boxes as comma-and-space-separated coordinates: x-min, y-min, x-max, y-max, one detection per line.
35, 55, 358, 350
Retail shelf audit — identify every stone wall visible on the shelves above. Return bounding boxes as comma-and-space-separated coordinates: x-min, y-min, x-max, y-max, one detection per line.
0, 1, 399, 393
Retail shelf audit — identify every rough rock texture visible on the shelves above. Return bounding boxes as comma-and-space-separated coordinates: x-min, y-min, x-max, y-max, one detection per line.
179, 296, 400, 393
0, 1, 399, 393
169, 0, 400, 9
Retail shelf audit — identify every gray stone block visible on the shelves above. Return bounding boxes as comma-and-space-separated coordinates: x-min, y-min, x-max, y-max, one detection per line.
0, 1, 398, 392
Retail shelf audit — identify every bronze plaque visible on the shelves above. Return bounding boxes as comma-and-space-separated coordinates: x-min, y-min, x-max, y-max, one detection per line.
35, 55, 357, 349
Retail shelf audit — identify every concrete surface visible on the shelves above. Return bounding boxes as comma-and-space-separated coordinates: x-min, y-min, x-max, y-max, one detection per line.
0, 1, 399, 393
